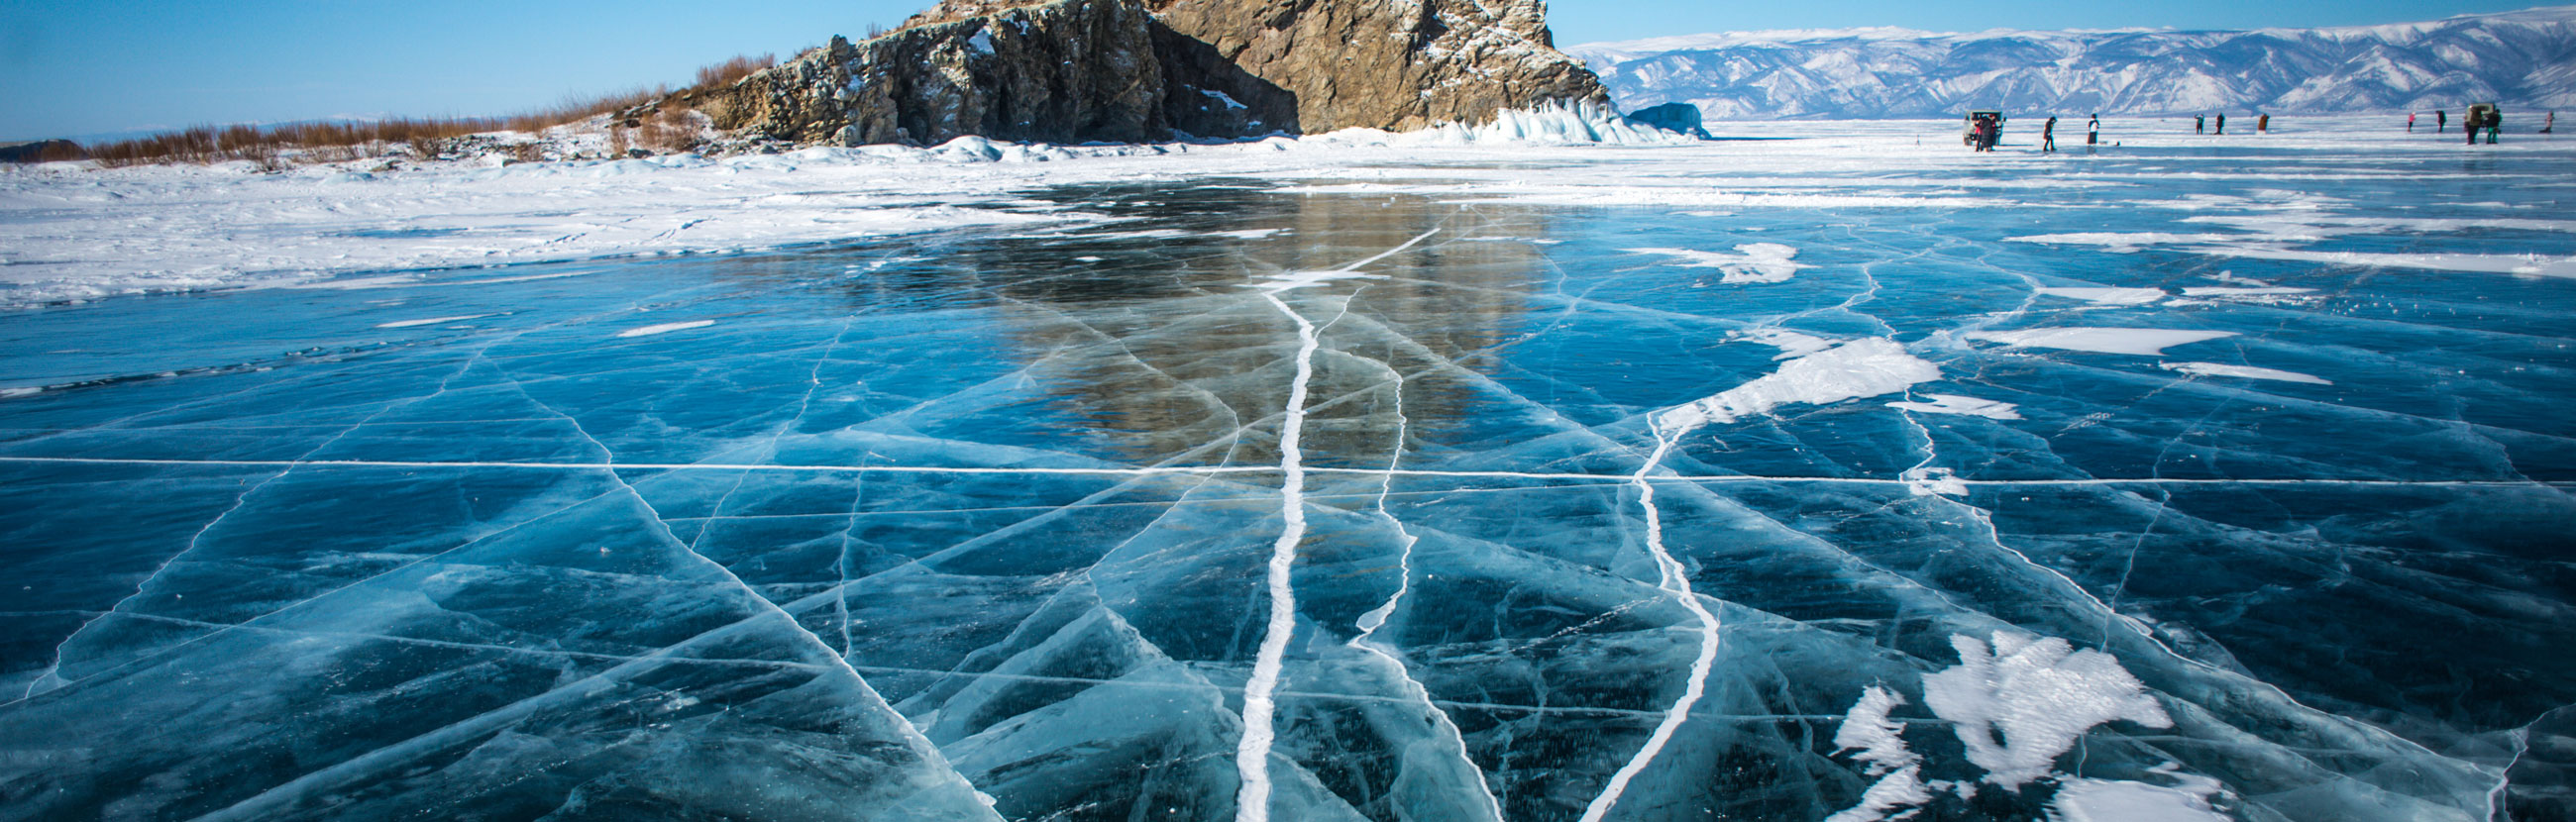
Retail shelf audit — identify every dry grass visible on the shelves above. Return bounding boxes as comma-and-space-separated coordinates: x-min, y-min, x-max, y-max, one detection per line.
610, 106, 704, 156
76, 53, 773, 168
694, 53, 775, 88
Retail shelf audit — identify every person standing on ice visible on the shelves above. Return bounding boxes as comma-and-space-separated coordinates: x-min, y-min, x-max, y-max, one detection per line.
2196, 115, 2205, 134
2214, 113, 2225, 135
2086, 115, 2099, 152
2408, 112, 2415, 132
2486, 108, 2503, 145
2436, 110, 2447, 133
2043, 116, 2058, 153
2258, 114, 2270, 133
2545, 112, 2556, 135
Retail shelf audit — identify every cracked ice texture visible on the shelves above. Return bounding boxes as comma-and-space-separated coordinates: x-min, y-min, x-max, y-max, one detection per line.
1, 125, 2574, 821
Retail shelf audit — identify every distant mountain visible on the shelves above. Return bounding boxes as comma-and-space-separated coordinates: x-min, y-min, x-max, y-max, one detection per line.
1568, 6, 2576, 119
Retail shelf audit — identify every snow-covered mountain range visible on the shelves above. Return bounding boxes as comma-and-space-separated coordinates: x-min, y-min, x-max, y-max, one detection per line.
1569, 5, 2576, 119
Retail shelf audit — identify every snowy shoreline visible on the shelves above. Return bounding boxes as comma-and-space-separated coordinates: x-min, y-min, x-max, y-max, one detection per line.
4, 114, 2568, 308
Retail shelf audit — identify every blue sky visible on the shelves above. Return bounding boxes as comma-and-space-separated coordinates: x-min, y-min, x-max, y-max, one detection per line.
1, 0, 2548, 140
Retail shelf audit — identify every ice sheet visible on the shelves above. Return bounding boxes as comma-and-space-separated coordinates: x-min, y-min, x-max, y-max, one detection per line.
2, 115, 2569, 822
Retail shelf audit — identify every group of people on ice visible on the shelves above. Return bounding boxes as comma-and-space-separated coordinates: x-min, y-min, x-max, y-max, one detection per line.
2409, 106, 2553, 144
1971, 111, 2101, 153
1967, 105, 2555, 154
2193, 114, 2267, 134
2035, 114, 2099, 153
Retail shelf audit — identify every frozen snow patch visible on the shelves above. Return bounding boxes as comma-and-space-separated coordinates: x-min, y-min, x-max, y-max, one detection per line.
1901, 466, 1970, 497
1210, 228, 1286, 240
1834, 686, 1918, 774
2177, 286, 2314, 298
1888, 393, 2022, 420
615, 320, 715, 338
2047, 774, 2229, 822
2160, 361, 2331, 384
1922, 633, 2172, 789
2036, 287, 2166, 306
1825, 686, 1931, 822
1732, 328, 1837, 360
375, 314, 495, 329
1630, 243, 1809, 283
1657, 338, 1941, 433
1968, 328, 2237, 357
2007, 232, 2239, 252
1254, 269, 1385, 292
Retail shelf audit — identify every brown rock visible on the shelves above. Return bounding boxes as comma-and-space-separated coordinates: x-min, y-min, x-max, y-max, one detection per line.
679, 0, 1607, 146
1149, 0, 1606, 135
687, 0, 1167, 146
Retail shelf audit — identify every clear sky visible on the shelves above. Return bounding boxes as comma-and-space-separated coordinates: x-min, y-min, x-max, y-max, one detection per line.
1, 0, 2553, 141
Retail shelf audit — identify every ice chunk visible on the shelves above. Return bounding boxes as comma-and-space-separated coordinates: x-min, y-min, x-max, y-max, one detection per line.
1921, 633, 2172, 789
1967, 328, 2237, 356
2160, 361, 2331, 384
1628, 243, 1809, 283
1657, 338, 1942, 433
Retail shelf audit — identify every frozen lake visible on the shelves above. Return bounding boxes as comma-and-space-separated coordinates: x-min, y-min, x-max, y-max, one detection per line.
3, 122, 2573, 821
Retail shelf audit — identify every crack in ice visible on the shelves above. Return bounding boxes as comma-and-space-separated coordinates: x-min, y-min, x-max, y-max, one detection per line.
1237, 227, 1437, 822
1342, 332, 1507, 822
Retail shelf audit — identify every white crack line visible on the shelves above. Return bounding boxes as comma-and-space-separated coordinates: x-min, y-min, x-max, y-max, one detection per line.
1237, 227, 1438, 822
1580, 417, 1726, 822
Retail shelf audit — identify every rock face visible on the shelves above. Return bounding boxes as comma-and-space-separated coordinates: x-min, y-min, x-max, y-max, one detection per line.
684, 0, 1168, 146
1148, 0, 1605, 135
681, 0, 1607, 146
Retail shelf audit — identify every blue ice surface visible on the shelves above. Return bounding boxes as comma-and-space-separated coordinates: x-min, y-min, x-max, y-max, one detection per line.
1, 137, 2573, 822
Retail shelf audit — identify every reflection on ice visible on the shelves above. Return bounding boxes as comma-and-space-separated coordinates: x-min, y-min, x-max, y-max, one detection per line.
3, 131, 2574, 821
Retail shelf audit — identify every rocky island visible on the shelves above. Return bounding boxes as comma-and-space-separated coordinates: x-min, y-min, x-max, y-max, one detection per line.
675, 0, 1611, 145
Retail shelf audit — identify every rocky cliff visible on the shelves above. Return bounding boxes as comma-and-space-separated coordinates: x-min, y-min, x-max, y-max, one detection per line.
682, 0, 1168, 146
1148, 0, 1605, 135
677, 0, 1607, 146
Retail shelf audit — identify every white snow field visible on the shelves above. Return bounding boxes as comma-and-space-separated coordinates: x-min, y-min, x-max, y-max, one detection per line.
10, 115, 2568, 308
1, 111, 2573, 822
